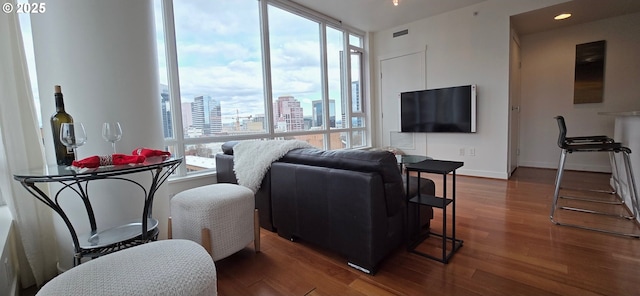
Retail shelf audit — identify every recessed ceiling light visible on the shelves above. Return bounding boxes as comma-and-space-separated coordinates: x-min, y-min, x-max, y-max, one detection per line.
393, 0, 399, 6
554, 13, 572, 20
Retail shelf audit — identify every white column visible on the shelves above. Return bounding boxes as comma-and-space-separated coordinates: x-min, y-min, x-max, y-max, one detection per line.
613, 114, 640, 220
600, 111, 640, 221
30, 0, 169, 271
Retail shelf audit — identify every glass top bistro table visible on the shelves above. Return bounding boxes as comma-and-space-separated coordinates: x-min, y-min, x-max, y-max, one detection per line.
13, 156, 182, 266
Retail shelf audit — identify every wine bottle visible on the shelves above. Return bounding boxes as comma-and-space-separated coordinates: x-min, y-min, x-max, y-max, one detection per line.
50, 85, 75, 165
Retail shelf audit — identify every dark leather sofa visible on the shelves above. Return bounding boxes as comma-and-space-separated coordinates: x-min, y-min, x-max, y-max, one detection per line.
215, 141, 434, 274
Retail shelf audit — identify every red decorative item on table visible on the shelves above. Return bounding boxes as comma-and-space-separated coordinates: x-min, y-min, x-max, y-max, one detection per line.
132, 148, 171, 158
113, 154, 146, 165
71, 148, 169, 168
72, 154, 146, 168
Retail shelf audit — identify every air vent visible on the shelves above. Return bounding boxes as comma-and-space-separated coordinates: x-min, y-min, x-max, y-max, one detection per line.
393, 29, 408, 38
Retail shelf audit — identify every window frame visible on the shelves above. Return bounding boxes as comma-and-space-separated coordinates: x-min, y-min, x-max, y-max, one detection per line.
157, 0, 369, 177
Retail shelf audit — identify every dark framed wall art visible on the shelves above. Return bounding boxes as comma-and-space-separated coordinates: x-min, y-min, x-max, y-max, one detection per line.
574, 40, 606, 104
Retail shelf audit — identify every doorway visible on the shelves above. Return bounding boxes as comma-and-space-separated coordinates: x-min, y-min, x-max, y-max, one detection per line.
508, 30, 522, 176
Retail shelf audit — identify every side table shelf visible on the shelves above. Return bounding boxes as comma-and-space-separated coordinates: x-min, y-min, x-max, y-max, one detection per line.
405, 159, 464, 263
78, 218, 159, 257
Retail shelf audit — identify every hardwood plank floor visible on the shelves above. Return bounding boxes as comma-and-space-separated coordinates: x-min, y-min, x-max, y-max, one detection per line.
215, 167, 640, 296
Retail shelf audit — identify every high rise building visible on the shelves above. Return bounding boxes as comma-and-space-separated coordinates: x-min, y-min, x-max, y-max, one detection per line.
351, 81, 361, 112
312, 101, 322, 127
251, 114, 266, 131
181, 102, 193, 129
351, 81, 362, 127
192, 95, 222, 136
312, 99, 336, 128
160, 84, 173, 138
273, 95, 304, 132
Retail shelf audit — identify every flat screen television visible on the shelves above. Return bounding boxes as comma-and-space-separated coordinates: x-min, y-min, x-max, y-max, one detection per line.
400, 84, 477, 133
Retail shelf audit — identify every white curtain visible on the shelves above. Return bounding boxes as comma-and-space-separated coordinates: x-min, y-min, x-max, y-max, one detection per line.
0, 0, 58, 288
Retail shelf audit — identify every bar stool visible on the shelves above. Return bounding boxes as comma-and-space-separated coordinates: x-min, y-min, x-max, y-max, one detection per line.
550, 116, 640, 237
554, 116, 621, 203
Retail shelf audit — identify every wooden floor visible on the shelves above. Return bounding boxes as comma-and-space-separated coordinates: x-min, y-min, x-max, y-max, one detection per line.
214, 167, 640, 296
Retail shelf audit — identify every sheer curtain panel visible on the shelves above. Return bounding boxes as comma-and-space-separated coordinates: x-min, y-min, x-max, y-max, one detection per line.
0, 0, 58, 288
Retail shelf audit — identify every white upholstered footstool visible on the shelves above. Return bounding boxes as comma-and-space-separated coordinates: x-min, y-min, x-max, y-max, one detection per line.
36, 239, 217, 296
169, 183, 260, 261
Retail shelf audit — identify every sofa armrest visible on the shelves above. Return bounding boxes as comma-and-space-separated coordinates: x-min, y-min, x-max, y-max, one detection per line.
215, 153, 237, 184
214, 153, 275, 231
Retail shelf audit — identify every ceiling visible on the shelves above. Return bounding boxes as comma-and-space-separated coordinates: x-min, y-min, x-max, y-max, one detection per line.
291, 0, 486, 33
511, 0, 640, 35
291, 0, 640, 34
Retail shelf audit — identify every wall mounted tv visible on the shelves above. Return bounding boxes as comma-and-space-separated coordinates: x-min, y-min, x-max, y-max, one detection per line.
400, 84, 477, 133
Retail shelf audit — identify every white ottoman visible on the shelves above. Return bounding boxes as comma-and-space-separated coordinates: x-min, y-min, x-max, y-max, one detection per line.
169, 183, 259, 261
36, 239, 217, 296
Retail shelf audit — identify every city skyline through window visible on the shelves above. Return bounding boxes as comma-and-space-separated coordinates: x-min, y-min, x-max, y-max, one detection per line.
155, 0, 368, 175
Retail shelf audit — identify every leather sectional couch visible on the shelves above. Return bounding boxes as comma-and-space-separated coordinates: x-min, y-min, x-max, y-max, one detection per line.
215, 141, 434, 274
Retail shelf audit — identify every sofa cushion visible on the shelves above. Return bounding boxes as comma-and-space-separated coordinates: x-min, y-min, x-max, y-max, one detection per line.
270, 162, 392, 273
279, 148, 405, 216
215, 152, 275, 231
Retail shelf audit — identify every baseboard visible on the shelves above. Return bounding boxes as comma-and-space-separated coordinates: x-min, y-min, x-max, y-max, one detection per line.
518, 160, 611, 173
456, 168, 508, 180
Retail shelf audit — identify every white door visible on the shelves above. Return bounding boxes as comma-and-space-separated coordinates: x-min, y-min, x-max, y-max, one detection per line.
380, 51, 426, 155
508, 31, 522, 176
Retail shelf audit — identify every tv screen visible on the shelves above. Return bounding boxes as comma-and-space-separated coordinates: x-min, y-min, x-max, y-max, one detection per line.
400, 85, 477, 133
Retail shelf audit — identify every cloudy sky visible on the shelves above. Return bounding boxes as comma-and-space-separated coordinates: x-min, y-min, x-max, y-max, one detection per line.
155, 0, 348, 123
20, 0, 353, 127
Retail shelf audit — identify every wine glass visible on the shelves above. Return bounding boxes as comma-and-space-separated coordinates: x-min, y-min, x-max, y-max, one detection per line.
102, 122, 122, 153
60, 122, 87, 161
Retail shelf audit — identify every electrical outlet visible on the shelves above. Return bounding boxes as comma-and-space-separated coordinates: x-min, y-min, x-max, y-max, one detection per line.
469, 148, 476, 156
459, 148, 465, 156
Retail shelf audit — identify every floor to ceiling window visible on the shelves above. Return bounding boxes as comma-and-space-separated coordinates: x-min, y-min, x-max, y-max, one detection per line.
155, 0, 368, 176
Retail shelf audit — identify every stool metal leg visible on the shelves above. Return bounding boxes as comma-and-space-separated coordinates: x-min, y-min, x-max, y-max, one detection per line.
254, 209, 261, 253
559, 151, 620, 204
622, 150, 640, 220
551, 149, 640, 238
556, 150, 633, 219
550, 149, 567, 223
610, 151, 623, 198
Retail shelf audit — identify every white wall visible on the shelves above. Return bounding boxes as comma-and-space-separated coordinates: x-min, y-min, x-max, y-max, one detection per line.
371, 0, 567, 179
519, 12, 640, 172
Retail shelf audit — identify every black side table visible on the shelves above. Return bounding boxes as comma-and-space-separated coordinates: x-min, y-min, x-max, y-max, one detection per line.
396, 154, 432, 172
405, 159, 464, 263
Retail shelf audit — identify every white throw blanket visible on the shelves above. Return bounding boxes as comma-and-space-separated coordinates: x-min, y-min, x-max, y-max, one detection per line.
233, 140, 313, 192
